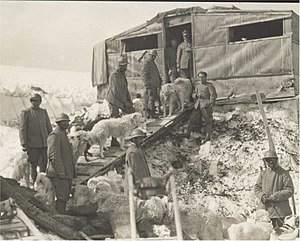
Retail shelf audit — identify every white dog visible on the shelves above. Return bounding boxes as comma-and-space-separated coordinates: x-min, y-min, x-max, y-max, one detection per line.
68, 130, 91, 164
34, 172, 56, 208
160, 78, 192, 117
89, 112, 146, 158
9, 151, 30, 187
133, 98, 146, 117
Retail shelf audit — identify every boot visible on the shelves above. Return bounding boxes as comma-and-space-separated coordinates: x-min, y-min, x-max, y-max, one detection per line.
111, 137, 120, 147
56, 199, 67, 214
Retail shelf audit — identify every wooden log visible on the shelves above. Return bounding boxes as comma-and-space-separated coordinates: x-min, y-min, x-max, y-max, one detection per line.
0, 176, 81, 240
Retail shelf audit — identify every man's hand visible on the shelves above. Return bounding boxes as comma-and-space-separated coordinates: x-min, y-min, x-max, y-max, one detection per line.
261, 194, 269, 204
21, 145, 27, 152
58, 173, 66, 179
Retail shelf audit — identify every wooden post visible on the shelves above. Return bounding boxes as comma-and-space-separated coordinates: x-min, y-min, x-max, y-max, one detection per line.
255, 90, 275, 151
169, 167, 183, 240
161, 17, 168, 84
128, 168, 137, 240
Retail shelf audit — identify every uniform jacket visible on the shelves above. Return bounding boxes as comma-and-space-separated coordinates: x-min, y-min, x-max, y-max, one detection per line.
19, 107, 52, 148
254, 165, 294, 218
166, 46, 177, 70
140, 58, 162, 89
193, 81, 217, 109
46, 127, 76, 180
106, 69, 133, 110
176, 41, 192, 69
125, 143, 151, 184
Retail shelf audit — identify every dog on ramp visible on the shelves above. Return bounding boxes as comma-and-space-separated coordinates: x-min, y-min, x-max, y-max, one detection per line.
89, 112, 146, 158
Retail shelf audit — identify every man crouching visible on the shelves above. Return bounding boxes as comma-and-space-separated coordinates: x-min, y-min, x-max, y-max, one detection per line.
46, 113, 76, 214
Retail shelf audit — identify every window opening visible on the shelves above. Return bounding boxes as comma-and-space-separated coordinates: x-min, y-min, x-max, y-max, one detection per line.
124, 34, 158, 52
229, 19, 283, 42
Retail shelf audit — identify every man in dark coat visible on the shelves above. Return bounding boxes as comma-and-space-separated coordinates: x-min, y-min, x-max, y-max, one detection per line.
46, 113, 76, 214
186, 71, 217, 143
254, 149, 294, 228
124, 128, 150, 194
106, 55, 135, 146
140, 50, 162, 119
177, 30, 193, 79
19, 93, 52, 183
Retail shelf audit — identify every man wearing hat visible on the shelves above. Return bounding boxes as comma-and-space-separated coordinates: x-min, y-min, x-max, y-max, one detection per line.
124, 128, 151, 194
177, 29, 193, 79
19, 93, 52, 184
46, 113, 76, 214
140, 49, 162, 119
106, 55, 135, 146
185, 71, 217, 143
254, 149, 294, 228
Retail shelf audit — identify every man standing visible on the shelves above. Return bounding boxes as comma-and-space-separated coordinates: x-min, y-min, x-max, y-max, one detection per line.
254, 149, 294, 228
19, 93, 52, 183
177, 30, 193, 79
166, 39, 178, 83
140, 50, 162, 119
125, 128, 151, 194
186, 71, 217, 143
46, 113, 76, 214
106, 55, 135, 146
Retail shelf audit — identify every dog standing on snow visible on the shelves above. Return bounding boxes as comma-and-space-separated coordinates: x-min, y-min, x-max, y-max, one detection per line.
34, 172, 56, 208
9, 151, 30, 187
89, 112, 146, 158
133, 94, 146, 118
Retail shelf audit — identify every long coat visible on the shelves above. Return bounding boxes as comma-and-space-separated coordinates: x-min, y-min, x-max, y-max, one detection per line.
124, 143, 151, 193
46, 127, 76, 180
193, 81, 217, 109
106, 68, 133, 110
19, 107, 52, 148
140, 58, 162, 89
254, 165, 294, 218
176, 41, 192, 69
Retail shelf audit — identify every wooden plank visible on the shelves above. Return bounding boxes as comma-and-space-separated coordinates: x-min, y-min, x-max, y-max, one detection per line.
0, 177, 81, 240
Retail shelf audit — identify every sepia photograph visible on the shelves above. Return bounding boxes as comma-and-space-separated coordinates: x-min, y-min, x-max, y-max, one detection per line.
0, 1, 299, 240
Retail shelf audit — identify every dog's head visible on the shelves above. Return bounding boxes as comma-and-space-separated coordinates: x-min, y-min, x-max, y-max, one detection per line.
68, 130, 91, 150
131, 112, 146, 127
161, 84, 177, 98
254, 209, 271, 223
133, 98, 145, 113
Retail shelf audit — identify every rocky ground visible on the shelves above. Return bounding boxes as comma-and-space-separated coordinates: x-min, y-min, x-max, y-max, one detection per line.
146, 102, 299, 218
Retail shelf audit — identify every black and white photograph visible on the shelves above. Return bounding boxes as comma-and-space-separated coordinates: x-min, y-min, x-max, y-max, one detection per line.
0, 1, 299, 240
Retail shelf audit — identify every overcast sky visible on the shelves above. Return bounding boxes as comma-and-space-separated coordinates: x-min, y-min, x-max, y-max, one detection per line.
0, 1, 298, 73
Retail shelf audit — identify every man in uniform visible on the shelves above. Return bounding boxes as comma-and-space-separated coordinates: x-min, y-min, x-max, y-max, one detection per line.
125, 128, 151, 194
19, 93, 52, 183
254, 149, 294, 228
140, 50, 162, 119
106, 55, 135, 146
46, 113, 76, 214
177, 30, 193, 79
186, 71, 217, 143
166, 39, 178, 83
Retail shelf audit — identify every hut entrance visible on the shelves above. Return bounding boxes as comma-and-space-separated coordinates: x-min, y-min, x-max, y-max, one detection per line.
165, 23, 192, 82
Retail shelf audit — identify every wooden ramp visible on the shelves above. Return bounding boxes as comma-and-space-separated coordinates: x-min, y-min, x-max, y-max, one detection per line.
75, 107, 193, 185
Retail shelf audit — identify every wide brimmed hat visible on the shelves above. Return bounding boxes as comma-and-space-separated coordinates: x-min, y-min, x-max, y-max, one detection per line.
30, 93, 42, 101
149, 50, 158, 56
118, 56, 129, 66
182, 29, 189, 36
262, 149, 278, 159
128, 128, 146, 139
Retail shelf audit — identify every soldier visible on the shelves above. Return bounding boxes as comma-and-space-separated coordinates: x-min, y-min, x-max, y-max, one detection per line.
254, 149, 294, 228
46, 113, 76, 214
19, 93, 52, 184
186, 71, 217, 143
140, 50, 162, 119
177, 30, 193, 79
106, 55, 135, 146
166, 39, 178, 83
